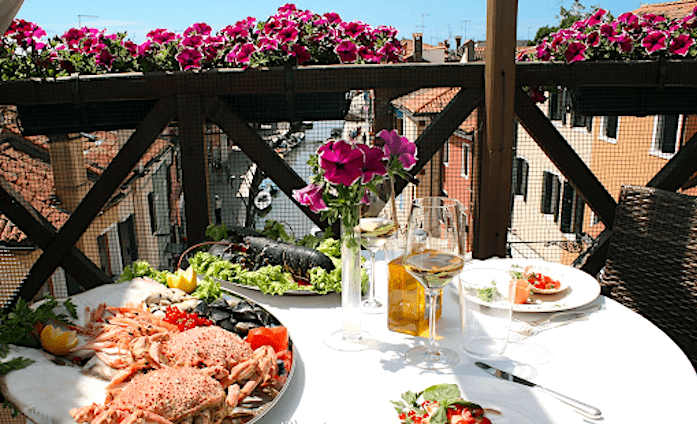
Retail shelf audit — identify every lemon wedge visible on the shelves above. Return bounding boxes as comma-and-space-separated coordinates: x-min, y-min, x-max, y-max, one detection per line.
168, 266, 197, 293
39, 324, 78, 356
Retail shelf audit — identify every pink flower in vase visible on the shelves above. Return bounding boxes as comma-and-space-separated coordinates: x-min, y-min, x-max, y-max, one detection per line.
292, 184, 327, 212
318, 140, 365, 186
356, 144, 387, 183
377, 129, 417, 170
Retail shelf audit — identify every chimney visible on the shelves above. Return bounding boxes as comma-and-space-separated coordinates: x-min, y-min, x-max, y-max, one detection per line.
48, 133, 90, 212
413, 33, 423, 62
455, 36, 462, 51
460, 39, 476, 63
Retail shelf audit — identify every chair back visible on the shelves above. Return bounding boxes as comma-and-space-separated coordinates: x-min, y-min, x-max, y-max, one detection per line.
601, 185, 697, 370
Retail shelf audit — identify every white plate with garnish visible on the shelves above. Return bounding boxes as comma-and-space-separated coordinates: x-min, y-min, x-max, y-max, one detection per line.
452, 258, 600, 312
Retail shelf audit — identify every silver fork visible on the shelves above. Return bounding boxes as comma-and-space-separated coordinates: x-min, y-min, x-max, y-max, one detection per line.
511, 304, 603, 337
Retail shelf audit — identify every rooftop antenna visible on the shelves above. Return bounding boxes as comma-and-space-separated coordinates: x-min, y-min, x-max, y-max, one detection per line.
78, 15, 99, 27
417, 13, 428, 33
461, 20, 471, 40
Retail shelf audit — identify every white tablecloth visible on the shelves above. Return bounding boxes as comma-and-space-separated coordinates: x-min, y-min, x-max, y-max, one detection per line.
232, 255, 697, 424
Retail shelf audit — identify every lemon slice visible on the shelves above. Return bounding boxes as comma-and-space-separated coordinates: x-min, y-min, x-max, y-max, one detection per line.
39, 324, 78, 356
168, 267, 197, 293
179, 266, 197, 293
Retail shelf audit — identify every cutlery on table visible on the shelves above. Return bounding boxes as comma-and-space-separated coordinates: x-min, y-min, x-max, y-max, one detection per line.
510, 304, 602, 337
475, 361, 602, 420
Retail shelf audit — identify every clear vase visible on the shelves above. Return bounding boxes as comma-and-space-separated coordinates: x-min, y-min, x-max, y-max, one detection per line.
323, 205, 370, 351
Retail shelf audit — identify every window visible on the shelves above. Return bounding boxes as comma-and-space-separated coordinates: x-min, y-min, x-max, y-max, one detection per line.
443, 140, 450, 165
541, 171, 561, 220
560, 182, 585, 234
461, 142, 470, 177
118, 215, 138, 268
571, 111, 592, 132
651, 114, 682, 158
548, 92, 561, 121
148, 192, 158, 234
512, 157, 529, 198
600, 116, 619, 142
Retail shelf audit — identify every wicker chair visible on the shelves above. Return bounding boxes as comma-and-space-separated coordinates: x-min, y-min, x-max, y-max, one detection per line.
600, 185, 697, 370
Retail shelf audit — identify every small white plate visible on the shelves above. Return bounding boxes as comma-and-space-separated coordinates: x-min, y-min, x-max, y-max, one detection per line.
392, 376, 584, 424
452, 258, 601, 312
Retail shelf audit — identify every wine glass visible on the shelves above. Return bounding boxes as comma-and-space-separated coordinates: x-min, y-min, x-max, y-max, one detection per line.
403, 197, 465, 369
359, 176, 398, 313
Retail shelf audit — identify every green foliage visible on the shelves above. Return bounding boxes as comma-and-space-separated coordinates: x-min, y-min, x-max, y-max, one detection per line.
118, 260, 167, 284
206, 223, 229, 241
0, 297, 77, 357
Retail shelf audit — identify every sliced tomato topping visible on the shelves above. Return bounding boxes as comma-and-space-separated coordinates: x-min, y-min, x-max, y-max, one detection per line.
246, 326, 289, 352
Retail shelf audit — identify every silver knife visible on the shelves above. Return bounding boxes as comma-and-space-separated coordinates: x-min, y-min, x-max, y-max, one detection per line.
475, 361, 602, 419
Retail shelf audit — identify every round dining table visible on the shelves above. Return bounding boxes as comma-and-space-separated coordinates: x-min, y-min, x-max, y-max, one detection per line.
232, 255, 697, 424
2, 256, 695, 424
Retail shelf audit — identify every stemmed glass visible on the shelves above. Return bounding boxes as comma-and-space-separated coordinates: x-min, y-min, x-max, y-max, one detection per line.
403, 197, 465, 369
359, 176, 398, 313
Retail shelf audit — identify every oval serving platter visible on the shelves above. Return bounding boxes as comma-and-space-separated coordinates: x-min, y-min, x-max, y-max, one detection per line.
0, 278, 297, 424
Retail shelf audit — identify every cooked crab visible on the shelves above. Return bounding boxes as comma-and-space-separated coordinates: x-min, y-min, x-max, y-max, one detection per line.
71, 367, 233, 424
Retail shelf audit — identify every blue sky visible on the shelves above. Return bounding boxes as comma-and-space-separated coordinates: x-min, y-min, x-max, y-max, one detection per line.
15, 0, 648, 45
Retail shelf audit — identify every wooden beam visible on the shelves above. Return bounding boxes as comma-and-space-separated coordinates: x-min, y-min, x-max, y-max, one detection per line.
514, 87, 617, 226
0, 176, 110, 306
203, 96, 327, 230
480, 0, 517, 259
394, 88, 484, 195
18, 97, 176, 302
373, 88, 421, 136
177, 94, 210, 244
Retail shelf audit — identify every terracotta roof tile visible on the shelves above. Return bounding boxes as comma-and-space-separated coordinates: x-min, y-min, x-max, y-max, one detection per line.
632, 0, 697, 19
392, 87, 478, 133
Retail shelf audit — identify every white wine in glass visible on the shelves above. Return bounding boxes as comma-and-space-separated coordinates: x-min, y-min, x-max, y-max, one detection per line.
359, 176, 398, 313
403, 197, 465, 369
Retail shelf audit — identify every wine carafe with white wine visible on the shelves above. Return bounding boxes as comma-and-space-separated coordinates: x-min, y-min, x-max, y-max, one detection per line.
403, 197, 465, 369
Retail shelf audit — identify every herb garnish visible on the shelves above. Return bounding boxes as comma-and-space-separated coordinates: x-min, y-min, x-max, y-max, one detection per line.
392, 384, 482, 424
0, 297, 77, 373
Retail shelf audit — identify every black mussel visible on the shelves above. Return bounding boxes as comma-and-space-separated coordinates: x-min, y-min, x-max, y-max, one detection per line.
208, 297, 229, 311
234, 321, 260, 337
276, 359, 286, 376
229, 254, 246, 264
231, 301, 261, 323
208, 309, 231, 325
218, 319, 237, 333
194, 301, 210, 317
254, 306, 277, 327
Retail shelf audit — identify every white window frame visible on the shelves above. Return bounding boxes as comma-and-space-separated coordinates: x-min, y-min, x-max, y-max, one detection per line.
460, 142, 470, 178
650, 114, 683, 159
599, 116, 619, 143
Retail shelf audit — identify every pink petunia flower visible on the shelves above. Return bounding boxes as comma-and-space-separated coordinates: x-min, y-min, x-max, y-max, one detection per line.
335, 40, 358, 63
292, 44, 312, 64
587, 9, 607, 26
356, 144, 387, 183
377, 129, 417, 171
642, 30, 668, 53
669, 33, 693, 56
614, 33, 634, 53
292, 183, 327, 212
225, 43, 257, 64
586, 31, 601, 47
342, 21, 367, 38
318, 140, 365, 186
175, 47, 203, 70
564, 41, 586, 63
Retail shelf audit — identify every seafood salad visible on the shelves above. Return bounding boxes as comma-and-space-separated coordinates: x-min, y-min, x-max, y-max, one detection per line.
392, 384, 496, 424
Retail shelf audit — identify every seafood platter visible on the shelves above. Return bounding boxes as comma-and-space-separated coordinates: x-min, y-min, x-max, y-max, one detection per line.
0, 278, 295, 424
181, 225, 344, 296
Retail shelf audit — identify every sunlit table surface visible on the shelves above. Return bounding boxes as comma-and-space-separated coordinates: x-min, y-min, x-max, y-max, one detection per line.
230, 254, 697, 424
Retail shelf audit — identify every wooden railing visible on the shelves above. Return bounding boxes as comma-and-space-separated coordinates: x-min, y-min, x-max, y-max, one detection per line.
2, 60, 697, 308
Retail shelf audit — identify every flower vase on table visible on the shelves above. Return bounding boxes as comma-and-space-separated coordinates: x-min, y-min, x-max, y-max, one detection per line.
324, 204, 371, 351
292, 129, 418, 352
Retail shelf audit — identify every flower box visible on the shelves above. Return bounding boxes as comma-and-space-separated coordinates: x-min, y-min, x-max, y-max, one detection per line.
570, 86, 697, 116
16, 91, 350, 136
